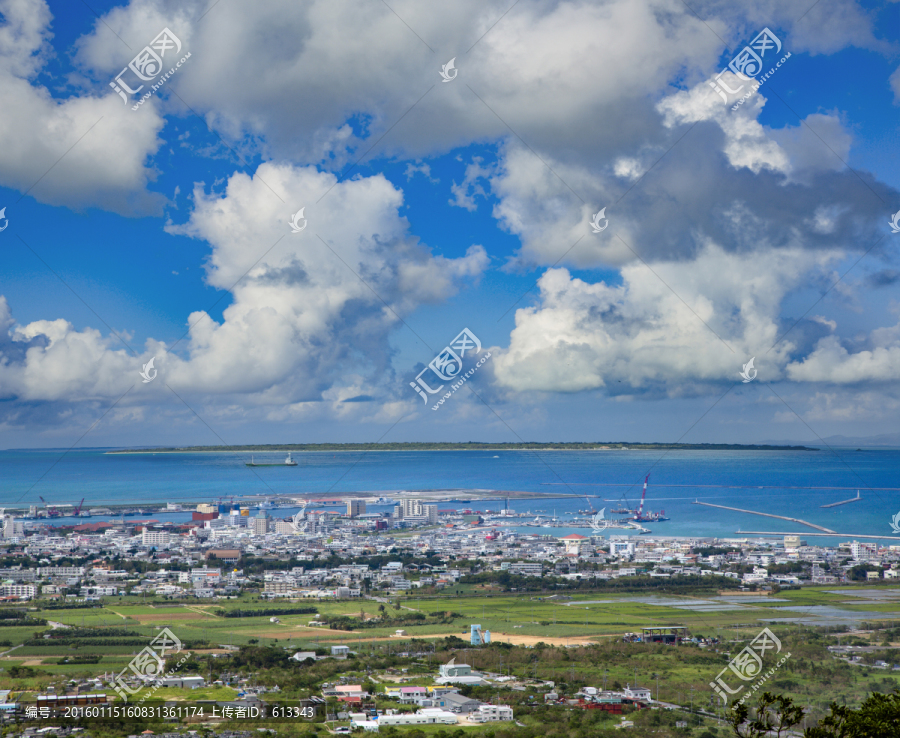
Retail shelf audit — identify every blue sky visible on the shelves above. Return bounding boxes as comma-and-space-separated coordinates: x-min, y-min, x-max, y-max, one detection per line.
1, 0, 899, 449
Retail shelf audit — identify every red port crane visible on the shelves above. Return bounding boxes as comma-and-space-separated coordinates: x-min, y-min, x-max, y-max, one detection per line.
637, 475, 649, 518
72, 498, 86, 516
631, 476, 669, 522
38, 496, 61, 517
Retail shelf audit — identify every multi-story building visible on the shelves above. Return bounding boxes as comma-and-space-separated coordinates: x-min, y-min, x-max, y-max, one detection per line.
562, 534, 589, 555
400, 499, 420, 518
0, 583, 36, 599
850, 541, 876, 561
609, 541, 635, 559
36, 567, 85, 578
252, 512, 269, 536
188, 567, 221, 584
264, 581, 297, 597
397, 500, 438, 525
81, 586, 118, 597
142, 529, 170, 547
1, 516, 24, 539
470, 705, 514, 722
346, 499, 367, 518
509, 562, 543, 576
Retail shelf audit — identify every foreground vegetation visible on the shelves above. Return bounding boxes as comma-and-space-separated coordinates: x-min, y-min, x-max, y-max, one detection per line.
1, 587, 898, 737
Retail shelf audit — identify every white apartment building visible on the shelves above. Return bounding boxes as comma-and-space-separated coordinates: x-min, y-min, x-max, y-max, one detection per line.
0, 583, 36, 599
1, 516, 24, 539
153, 584, 183, 596
142, 529, 170, 547
36, 567, 85, 578
400, 499, 423, 518
470, 705, 514, 722
508, 562, 543, 576
81, 586, 118, 597
188, 567, 222, 584
610, 541, 635, 558
850, 541, 876, 561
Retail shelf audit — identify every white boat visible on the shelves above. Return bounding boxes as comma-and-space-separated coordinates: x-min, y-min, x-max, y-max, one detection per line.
246, 453, 298, 467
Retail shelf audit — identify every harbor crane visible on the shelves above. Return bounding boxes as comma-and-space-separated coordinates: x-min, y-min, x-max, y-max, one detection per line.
38, 496, 61, 517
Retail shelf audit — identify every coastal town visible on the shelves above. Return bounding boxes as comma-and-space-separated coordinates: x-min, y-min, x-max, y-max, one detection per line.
0, 494, 899, 738
1, 496, 899, 603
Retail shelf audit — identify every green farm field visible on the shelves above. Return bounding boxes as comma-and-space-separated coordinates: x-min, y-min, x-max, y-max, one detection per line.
8, 586, 899, 651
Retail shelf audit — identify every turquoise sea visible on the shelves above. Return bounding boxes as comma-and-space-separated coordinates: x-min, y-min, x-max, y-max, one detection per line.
1, 447, 900, 542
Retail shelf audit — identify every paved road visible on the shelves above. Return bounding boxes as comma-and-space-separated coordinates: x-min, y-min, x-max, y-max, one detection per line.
0, 644, 23, 658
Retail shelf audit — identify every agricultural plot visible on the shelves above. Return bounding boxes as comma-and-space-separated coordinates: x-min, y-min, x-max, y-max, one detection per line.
35, 607, 133, 626
104, 587, 900, 648
397, 587, 900, 642
0, 625, 46, 647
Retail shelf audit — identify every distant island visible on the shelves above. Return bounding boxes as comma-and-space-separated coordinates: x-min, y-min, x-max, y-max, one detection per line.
106, 441, 816, 453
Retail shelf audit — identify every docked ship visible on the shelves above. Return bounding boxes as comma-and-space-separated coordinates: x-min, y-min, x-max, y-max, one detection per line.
246, 452, 299, 467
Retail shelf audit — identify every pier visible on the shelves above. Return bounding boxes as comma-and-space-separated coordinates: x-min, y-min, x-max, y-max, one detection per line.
692, 501, 837, 533
739, 530, 893, 541
821, 491, 861, 509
